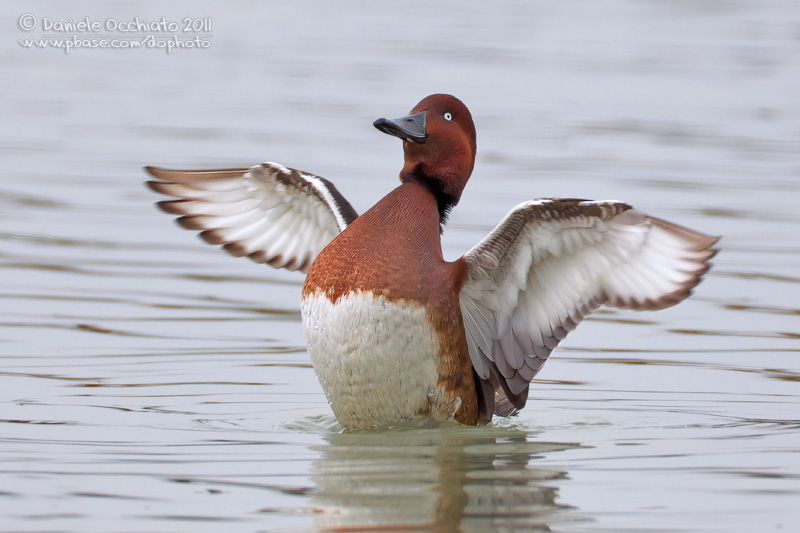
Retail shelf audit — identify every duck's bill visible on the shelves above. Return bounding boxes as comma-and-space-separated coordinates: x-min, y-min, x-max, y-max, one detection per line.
373, 111, 427, 143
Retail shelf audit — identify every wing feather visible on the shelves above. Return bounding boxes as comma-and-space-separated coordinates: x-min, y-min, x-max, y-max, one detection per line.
145, 162, 358, 273
460, 199, 718, 416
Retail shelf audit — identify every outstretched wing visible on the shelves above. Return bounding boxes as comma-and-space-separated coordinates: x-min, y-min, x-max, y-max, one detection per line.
459, 199, 718, 416
145, 162, 358, 272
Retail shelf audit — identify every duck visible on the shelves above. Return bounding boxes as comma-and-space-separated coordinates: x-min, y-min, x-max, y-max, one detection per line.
145, 94, 718, 430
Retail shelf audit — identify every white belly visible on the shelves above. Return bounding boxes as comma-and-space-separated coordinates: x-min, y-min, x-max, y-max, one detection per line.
301, 290, 442, 429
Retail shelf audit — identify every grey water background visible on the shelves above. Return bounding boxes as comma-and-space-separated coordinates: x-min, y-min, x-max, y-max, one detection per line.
2, 1, 799, 531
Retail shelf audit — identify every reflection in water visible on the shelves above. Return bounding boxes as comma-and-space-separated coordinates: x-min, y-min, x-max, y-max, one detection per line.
309, 425, 579, 531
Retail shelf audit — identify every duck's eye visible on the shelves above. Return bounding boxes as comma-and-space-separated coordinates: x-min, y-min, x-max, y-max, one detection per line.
444, 112, 453, 121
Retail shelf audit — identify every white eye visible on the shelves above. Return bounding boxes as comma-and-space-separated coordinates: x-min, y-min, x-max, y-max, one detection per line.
444, 112, 452, 121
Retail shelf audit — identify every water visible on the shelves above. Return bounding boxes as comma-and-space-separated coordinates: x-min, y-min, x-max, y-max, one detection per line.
2, 1, 799, 531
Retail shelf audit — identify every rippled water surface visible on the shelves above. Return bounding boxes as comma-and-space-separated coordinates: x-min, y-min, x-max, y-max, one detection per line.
3, 1, 799, 531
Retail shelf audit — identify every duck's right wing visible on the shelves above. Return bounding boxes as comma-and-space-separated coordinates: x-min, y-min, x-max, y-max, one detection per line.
145, 162, 358, 273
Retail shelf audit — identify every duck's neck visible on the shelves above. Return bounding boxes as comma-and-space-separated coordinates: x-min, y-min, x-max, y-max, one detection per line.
365, 180, 445, 248
400, 168, 458, 232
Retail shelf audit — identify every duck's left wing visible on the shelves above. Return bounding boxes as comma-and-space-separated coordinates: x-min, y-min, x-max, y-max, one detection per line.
146, 162, 358, 273
459, 199, 718, 416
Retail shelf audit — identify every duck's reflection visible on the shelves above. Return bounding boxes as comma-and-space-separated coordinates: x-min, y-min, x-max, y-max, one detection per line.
308, 424, 579, 531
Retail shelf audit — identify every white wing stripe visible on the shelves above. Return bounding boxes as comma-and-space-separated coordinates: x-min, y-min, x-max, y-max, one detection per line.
302, 173, 350, 232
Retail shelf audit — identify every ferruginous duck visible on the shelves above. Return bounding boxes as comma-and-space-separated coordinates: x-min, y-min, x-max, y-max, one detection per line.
145, 94, 718, 430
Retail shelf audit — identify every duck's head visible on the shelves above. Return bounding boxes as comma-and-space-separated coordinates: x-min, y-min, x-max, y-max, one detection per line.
374, 94, 477, 212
